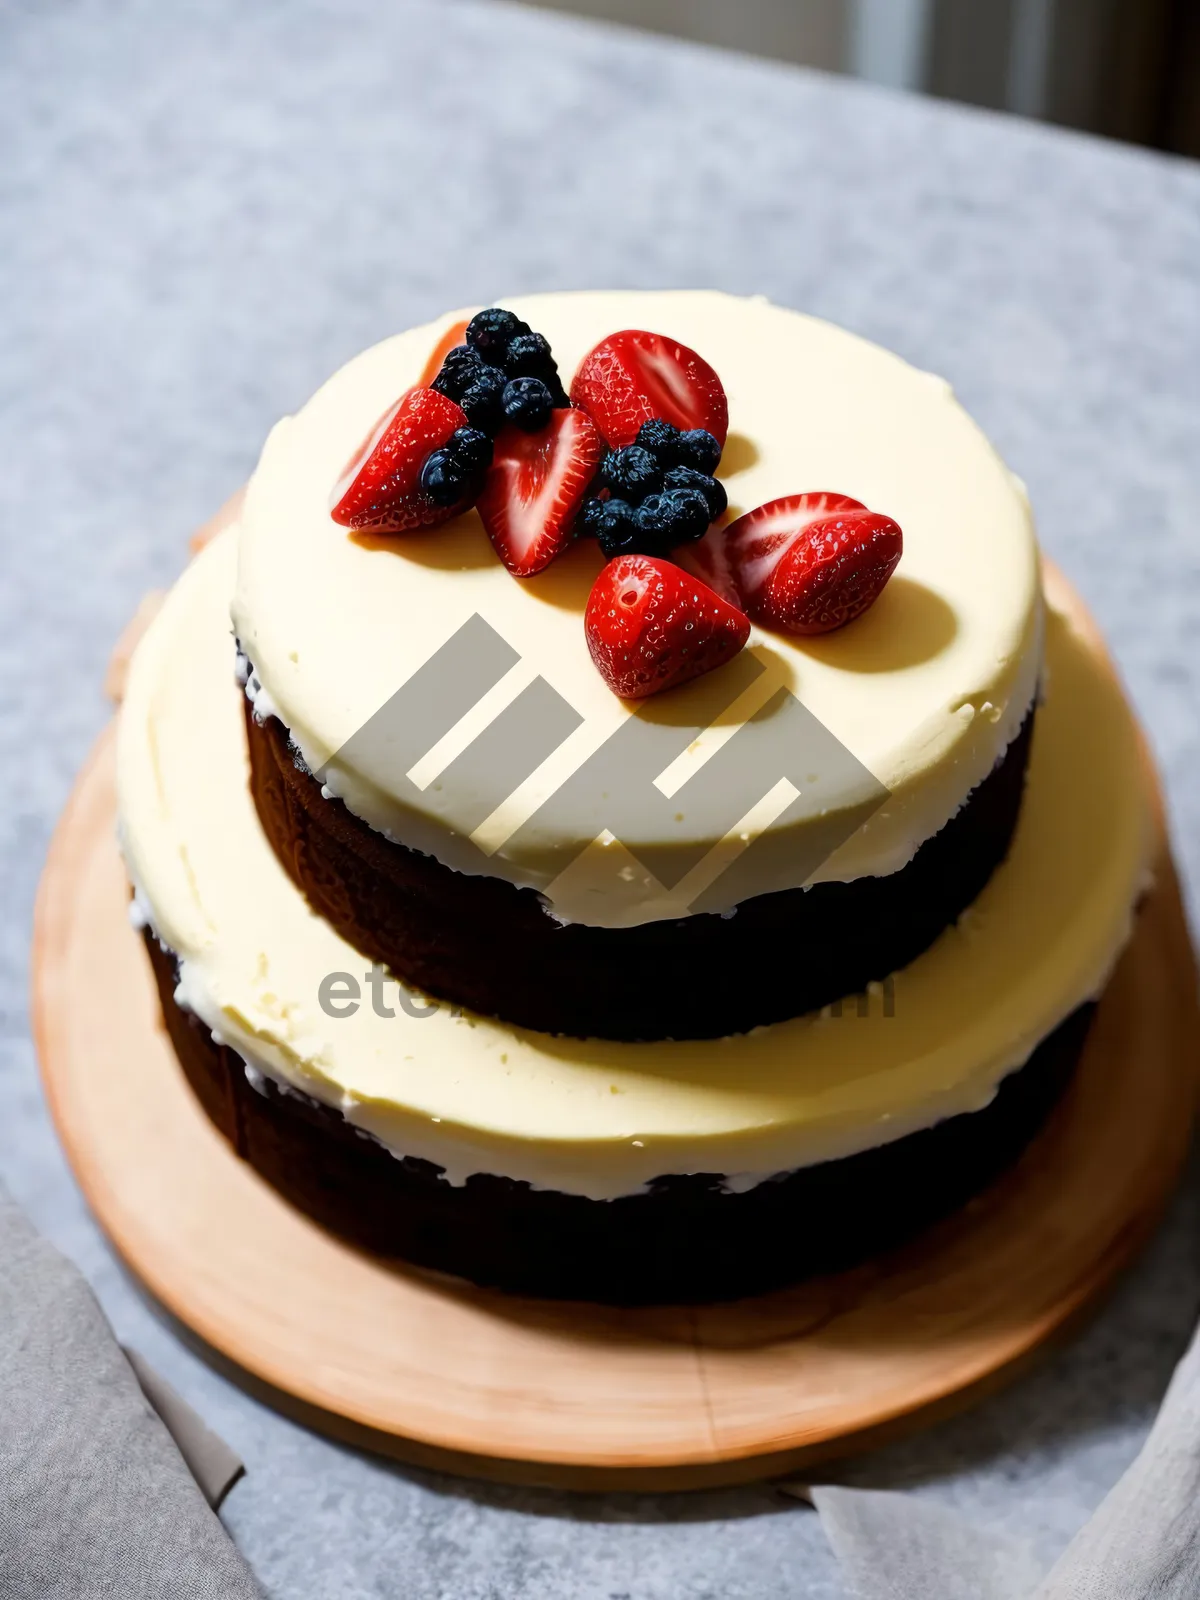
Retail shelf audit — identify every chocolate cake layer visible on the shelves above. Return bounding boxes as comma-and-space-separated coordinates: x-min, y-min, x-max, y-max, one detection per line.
245, 699, 1036, 1042
146, 932, 1089, 1306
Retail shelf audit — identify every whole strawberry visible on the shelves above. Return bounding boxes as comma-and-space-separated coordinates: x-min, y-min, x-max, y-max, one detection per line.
585, 555, 750, 699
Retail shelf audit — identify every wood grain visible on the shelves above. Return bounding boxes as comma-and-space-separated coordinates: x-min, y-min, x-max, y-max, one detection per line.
30, 573, 1200, 1490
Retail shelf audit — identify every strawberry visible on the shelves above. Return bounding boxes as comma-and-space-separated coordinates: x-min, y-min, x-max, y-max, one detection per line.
585, 554, 750, 699
711, 493, 903, 636
570, 330, 729, 450
418, 318, 470, 386
476, 407, 603, 577
329, 387, 469, 533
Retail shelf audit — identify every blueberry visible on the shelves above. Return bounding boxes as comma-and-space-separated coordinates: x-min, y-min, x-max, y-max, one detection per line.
662, 485, 713, 542
676, 428, 722, 475
420, 449, 468, 507
458, 365, 509, 433
635, 418, 682, 463
444, 427, 493, 474
600, 445, 663, 503
663, 465, 726, 520
575, 496, 610, 539
635, 488, 710, 548
431, 344, 483, 402
592, 500, 642, 560
466, 308, 529, 361
502, 376, 554, 433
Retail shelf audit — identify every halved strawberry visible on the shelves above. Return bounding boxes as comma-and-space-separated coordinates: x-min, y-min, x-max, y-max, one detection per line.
570, 330, 729, 450
418, 318, 470, 386
585, 554, 750, 699
477, 407, 602, 577
329, 387, 469, 533
713, 493, 903, 635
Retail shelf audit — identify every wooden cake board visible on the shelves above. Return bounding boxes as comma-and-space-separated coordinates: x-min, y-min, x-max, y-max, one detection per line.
31, 551, 1200, 1490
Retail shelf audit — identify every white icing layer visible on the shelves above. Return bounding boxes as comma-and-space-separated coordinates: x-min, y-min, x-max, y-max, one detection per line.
118, 529, 1148, 1201
232, 291, 1042, 929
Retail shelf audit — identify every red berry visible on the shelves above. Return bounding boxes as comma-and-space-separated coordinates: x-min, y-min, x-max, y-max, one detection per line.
329, 387, 469, 533
709, 493, 903, 636
585, 554, 750, 699
570, 330, 728, 450
477, 407, 603, 577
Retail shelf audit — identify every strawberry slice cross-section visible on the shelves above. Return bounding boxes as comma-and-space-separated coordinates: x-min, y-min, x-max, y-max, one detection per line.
477, 406, 603, 577
329, 386, 469, 533
698, 492, 903, 636
570, 330, 729, 450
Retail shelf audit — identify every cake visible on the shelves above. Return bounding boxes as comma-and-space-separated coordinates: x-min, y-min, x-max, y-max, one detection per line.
117, 290, 1150, 1303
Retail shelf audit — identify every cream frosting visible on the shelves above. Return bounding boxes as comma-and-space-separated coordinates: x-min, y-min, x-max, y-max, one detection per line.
232, 291, 1043, 929
118, 528, 1149, 1201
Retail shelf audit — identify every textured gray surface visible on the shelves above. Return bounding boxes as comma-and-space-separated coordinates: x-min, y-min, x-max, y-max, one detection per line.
2, 2, 1200, 1596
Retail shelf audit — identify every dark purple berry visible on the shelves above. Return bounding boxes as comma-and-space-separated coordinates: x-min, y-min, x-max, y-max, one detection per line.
420, 449, 468, 507
444, 427, 493, 474
635, 418, 682, 463
600, 445, 663, 503
466, 308, 529, 361
662, 485, 713, 541
431, 344, 483, 402
502, 376, 554, 433
663, 465, 726, 520
458, 365, 508, 433
676, 428, 722, 475
504, 331, 553, 377
593, 499, 641, 559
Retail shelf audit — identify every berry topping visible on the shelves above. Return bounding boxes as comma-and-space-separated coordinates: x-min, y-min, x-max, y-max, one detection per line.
503, 331, 569, 404
663, 464, 727, 520
502, 375, 555, 433
418, 320, 470, 386
570, 330, 729, 450
444, 426, 493, 474
477, 406, 603, 577
634, 418, 682, 460
430, 343, 484, 403
466, 307, 530, 361
419, 448, 471, 507
592, 499, 641, 559
330, 386, 469, 532
585, 554, 750, 699
708, 492, 903, 635
599, 445, 663, 502
634, 487, 711, 547
457, 364, 509, 432
675, 428, 723, 475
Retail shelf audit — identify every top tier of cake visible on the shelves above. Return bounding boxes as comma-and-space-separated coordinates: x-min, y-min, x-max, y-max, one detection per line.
233, 290, 1042, 930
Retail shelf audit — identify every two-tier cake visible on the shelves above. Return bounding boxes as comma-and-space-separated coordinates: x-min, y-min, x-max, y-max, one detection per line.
117, 290, 1149, 1303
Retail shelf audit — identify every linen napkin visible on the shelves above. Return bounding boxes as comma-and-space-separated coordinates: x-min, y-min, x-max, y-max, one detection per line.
0, 1181, 261, 1599
790, 1314, 1200, 1598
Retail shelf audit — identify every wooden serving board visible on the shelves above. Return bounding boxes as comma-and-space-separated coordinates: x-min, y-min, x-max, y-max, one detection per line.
31, 562, 1200, 1490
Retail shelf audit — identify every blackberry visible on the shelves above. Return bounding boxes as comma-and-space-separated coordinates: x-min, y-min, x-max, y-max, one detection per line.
444, 427, 493, 474
505, 332, 570, 408
591, 499, 640, 560
635, 418, 682, 463
502, 376, 554, 433
600, 445, 663, 503
419, 449, 468, 508
457, 364, 509, 433
431, 344, 483, 402
635, 487, 711, 548
676, 428, 723, 475
466, 307, 529, 361
575, 495, 610, 540
663, 465, 726, 520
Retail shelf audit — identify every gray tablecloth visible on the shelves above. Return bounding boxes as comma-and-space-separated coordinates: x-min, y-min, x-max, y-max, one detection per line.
2, 2, 1199, 1596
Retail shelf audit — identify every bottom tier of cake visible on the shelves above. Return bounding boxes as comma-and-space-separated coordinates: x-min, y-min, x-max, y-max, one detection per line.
148, 921, 1092, 1302
117, 533, 1151, 1307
